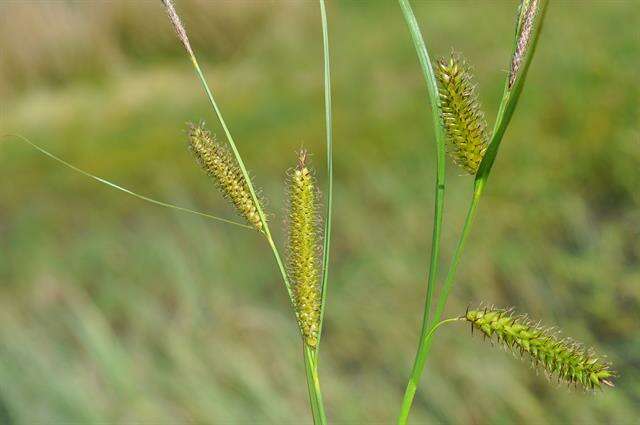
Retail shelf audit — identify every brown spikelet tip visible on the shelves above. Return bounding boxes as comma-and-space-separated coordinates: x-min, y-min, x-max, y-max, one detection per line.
161, 0, 194, 56
436, 52, 489, 175
509, 0, 539, 88
286, 149, 322, 348
187, 123, 263, 231
464, 306, 616, 391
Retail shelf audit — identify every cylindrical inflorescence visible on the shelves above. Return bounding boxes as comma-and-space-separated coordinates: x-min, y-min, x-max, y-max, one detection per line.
286, 150, 322, 348
187, 123, 263, 231
436, 53, 489, 175
465, 307, 615, 390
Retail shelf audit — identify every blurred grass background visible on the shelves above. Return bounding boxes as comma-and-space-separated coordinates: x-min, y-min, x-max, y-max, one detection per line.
0, 1, 638, 423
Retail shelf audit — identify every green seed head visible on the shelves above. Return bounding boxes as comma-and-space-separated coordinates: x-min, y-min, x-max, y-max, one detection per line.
286, 150, 322, 348
187, 123, 263, 231
465, 306, 615, 390
436, 53, 489, 175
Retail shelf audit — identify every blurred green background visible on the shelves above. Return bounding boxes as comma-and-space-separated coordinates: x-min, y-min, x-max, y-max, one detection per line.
1, 1, 638, 423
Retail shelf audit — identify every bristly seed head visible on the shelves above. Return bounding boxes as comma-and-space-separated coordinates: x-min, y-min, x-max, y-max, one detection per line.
286, 150, 322, 348
436, 53, 489, 175
464, 306, 615, 391
187, 123, 263, 231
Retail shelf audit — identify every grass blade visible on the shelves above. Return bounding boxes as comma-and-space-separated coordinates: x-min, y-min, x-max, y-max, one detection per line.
316, 0, 333, 357
3, 134, 251, 229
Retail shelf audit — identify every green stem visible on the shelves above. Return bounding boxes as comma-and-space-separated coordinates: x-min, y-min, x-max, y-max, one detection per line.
398, 0, 447, 330
397, 0, 447, 422
397, 184, 483, 425
316, 0, 333, 356
303, 344, 327, 425
397, 318, 463, 424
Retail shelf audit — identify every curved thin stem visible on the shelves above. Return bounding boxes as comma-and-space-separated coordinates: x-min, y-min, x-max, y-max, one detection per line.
397, 0, 447, 422
397, 317, 463, 424
3, 134, 252, 229
397, 0, 447, 331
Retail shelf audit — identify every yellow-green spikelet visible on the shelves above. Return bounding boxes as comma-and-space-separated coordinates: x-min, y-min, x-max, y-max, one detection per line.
187, 123, 263, 230
286, 150, 321, 348
465, 307, 615, 390
436, 53, 489, 175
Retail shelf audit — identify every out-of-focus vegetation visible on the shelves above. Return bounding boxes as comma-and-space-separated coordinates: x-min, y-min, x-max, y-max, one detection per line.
0, 1, 638, 423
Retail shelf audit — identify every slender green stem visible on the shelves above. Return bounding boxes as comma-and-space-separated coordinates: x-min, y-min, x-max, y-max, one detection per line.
397, 184, 482, 425
316, 0, 333, 356
432, 180, 484, 322
397, 0, 447, 422
397, 317, 463, 424
398, 0, 447, 329
304, 344, 327, 424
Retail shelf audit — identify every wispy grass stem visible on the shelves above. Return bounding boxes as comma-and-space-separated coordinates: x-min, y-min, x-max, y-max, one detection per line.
3, 134, 252, 229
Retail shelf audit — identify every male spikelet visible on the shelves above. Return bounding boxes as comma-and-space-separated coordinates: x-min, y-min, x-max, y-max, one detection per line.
509, 0, 539, 88
464, 307, 615, 390
436, 53, 489, 175
187, 123, 263, 230
286, 150, 322, 348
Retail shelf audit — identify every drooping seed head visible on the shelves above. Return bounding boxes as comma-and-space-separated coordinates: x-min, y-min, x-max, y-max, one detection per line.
286, 150, 322, 348
187, 123, 263, 231
465, 306, 615, 390
509, 0, 539, 88
436, 53, 489, 175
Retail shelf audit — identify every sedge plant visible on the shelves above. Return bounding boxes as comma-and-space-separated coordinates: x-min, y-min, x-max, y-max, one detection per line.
397, 0, 614, 423
160, 1, 334, 422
